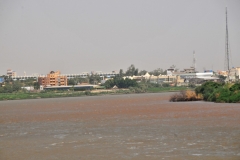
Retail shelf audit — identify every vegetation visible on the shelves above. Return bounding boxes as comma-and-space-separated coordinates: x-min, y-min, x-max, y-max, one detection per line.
0, 81, 22, 93
0, 91, 86, 100
104, 77, 138, 89
125, 64, 139, 76
3, 64, 238, 102
195, 81, 240, 103
170, 90, 203, 102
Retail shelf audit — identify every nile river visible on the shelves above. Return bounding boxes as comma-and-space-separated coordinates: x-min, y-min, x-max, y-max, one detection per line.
0, 93, 240, 160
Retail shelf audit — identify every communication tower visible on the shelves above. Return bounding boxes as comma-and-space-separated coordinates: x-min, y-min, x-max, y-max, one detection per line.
192, 50, 196, 70
225, 7, 230, 71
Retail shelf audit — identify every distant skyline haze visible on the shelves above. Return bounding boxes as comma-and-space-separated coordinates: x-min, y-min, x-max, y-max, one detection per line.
0, 0, 240, 76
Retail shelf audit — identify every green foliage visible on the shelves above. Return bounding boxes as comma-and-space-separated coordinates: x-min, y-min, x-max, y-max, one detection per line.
125, 64, 138, 76
104, 78, 138, 89
138, 70, 147, 76
12, 81, 22, 92
0, 81, 23, 93
119, 69, 124, 77
89, 75, 101, 84
195, 81, 221, 100
218, 75, 226, 81
33, 82, 40, 89
229, 83, 240, 92
195, 81, 240, 103
68, 79, 77, 85
162, 83, 170, 87
24, 78, 35, 86
85, 90, 91, 95
148, 68, 165, 76
229, 92, 240, 103
104, 79, 115, 89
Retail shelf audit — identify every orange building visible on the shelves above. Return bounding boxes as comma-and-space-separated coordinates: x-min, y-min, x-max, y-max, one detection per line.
38, 71, 68, 86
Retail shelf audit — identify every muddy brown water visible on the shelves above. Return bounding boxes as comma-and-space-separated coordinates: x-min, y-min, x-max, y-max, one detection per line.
0, 93, 240, 160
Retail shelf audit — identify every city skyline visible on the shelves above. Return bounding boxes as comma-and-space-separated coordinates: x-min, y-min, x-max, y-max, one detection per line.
1, 0, 240, 76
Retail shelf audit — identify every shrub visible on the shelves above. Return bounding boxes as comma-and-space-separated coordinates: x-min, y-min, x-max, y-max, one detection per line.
162, 83, 170, 87
85, 90, 91, 95
229, 83, 240, 92
170, 90, 202, 102
195, 81, 222, 101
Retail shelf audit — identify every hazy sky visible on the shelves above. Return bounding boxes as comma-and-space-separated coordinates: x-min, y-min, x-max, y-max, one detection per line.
0, 0, 240, 75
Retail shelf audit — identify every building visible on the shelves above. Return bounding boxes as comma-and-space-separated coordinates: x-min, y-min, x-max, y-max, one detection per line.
123, 72, 178, 84
7, 69, 17, 77
38, 71, 68, 86
229, 67, 240, 81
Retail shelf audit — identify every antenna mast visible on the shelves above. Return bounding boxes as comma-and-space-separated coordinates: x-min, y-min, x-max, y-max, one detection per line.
225, 7, 230, 71
192, 50, 196, 70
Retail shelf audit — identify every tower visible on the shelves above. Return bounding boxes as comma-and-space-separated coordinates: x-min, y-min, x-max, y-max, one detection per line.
225, 7, 230, 71
192, 50, 196, 70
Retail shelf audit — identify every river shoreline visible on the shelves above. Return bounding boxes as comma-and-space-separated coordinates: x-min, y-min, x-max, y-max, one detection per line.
0, 87, 187, 101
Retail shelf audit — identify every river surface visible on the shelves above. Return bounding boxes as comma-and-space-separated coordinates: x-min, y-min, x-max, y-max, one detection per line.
0, 93, 240, 160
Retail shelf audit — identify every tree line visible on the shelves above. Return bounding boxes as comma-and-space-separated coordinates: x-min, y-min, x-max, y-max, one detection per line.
0, 64, 174, 92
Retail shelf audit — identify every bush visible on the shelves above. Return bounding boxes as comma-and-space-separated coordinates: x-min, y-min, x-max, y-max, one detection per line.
162, 83, 170, 87
195, 81, 222, 101
85, 90, 91, 95
229, 92, 240, 103
170, 90, 202, 102
129, 87, 145, 93
195, 81, 240, 103
229, 83, 240, 92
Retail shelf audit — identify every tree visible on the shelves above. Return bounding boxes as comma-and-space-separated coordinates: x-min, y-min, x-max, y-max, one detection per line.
104, 79, 115, 89
150, 68, 164, 76
104, 77, 138, 89
170, 65, 176, 69
119, 69, 124, 78
89, 75, 101, 84
68, 79, 77, 85
218, 75, 226, 81
12, 81, 22, 92
24, 78, 35, 86
125, 64, 138, 76
138, 70, 147, 76
3, 84, 13, 93
3, 75, 12, 83
34, 82, 40, 90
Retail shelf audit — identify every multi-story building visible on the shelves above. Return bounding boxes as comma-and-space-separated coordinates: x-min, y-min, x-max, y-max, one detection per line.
7, 69, 17, 77
38, 71, 68, 86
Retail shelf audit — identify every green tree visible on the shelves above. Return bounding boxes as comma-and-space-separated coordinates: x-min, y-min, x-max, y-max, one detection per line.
34, 82, 40, 89
89, 75, 101, 84
24, 78, 35, 86
3, 84, 13, 93
138, 70, 147, 76
12, 81, 22, 92
195, 81, 222, 101
104, 79, 115, 89
68, 79, 77, 85
149, 68, 164, 76
218, 75, 226, 81
104, 78, 138, 89
119, 69, 124, 78
3, 75, 12, 83
125, 64, 138, 76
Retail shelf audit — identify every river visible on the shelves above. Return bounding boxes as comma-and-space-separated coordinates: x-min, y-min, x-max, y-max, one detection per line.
0, 93, 239, 160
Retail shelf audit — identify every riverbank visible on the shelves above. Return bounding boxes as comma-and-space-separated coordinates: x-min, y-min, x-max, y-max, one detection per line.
0, 86, 189, 101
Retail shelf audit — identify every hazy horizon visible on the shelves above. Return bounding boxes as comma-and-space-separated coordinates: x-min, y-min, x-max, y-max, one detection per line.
1, 0, 240, 76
